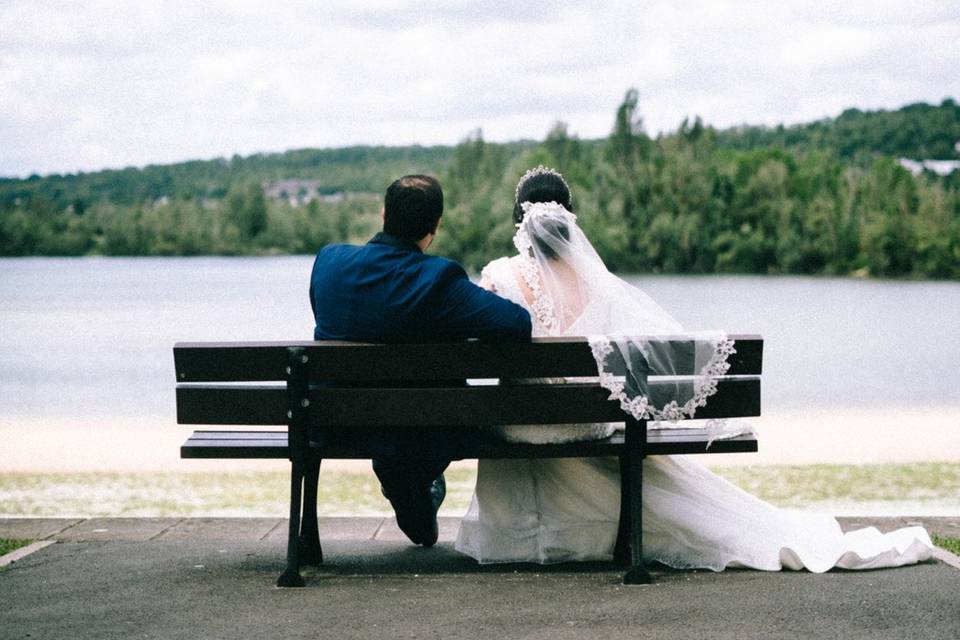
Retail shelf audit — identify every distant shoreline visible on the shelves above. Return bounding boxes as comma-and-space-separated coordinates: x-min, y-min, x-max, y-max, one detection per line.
3, 255, 960, 284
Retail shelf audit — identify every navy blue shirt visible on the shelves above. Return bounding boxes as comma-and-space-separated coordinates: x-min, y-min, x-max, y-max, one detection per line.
310, 233, 531, 343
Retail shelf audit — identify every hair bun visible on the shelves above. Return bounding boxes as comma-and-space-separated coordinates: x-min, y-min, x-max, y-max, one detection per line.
515, 165, 570, 202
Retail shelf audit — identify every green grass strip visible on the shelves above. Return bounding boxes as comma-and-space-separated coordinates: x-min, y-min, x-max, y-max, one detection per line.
711, 462, 960, 505
933, 535, 960, 556
0, 468, 478, 517
0, 462, 956, 517
0, 538, 34, 556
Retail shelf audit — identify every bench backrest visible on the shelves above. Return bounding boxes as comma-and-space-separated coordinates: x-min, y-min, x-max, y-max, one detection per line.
174, 336, 763, 428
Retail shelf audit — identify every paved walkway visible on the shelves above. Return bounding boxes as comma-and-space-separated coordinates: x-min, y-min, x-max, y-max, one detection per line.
1, 517, 959, 639
4, 515, 960, 543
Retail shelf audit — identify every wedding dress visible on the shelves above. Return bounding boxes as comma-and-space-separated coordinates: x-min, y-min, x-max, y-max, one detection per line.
454, 201, 933, 572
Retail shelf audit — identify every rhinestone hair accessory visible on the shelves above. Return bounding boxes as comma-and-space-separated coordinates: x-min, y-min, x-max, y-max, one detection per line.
514, 165, 571, 203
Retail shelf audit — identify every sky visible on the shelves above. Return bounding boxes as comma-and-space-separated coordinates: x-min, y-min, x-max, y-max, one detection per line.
1, 0, 958, 178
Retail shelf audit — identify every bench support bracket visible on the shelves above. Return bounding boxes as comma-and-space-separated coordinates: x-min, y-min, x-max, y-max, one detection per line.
277, 347, 311, 588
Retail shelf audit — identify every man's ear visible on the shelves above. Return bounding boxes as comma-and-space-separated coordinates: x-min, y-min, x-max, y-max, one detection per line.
381, 206, 385, 222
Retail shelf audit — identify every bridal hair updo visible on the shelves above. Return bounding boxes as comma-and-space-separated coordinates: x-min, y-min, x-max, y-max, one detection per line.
513, 165, 573, 223
514, 166, 573, 259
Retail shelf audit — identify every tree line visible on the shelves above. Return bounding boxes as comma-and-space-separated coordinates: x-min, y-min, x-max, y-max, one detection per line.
1, 93, 958, 279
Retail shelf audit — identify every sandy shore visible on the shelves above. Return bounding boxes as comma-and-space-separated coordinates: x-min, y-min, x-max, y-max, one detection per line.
2, 406, 958, 473
698, 405, 960, 468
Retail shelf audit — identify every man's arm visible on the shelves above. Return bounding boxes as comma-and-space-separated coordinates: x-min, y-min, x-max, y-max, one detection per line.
433, 271, 532, 342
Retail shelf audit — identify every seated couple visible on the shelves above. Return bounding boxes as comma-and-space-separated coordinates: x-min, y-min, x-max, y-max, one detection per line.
309, 169, 933, 572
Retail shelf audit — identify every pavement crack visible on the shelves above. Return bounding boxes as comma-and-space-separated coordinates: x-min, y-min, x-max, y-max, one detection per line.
46, 518, 85, 539
148, 518, 185, 541
260, 519, 285, 541
371, 517, 386, 540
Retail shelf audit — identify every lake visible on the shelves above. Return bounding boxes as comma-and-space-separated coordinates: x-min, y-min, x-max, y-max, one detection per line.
2, 256, 959, 423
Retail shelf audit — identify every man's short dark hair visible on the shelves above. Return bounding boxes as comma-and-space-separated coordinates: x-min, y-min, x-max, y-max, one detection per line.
383, 175, 443, 241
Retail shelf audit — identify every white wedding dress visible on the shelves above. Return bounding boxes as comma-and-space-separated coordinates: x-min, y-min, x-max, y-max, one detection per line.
454, 254, 934, 572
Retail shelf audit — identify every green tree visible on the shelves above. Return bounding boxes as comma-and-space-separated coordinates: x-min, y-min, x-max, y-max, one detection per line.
226, 182, 268, 241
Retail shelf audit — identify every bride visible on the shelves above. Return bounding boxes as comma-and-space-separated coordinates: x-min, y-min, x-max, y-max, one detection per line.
454, 165, 933, 572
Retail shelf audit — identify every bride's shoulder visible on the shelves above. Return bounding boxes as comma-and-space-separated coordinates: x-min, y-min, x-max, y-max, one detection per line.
480, 256, 515, 283
480, 255, 528, 303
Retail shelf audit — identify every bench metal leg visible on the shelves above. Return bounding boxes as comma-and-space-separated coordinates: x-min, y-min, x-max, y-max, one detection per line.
277, 460, 306, 587
621, 452, 652, 584
299, 457, 323, 566
621, 418, 652, 585
613, 455, 631, 565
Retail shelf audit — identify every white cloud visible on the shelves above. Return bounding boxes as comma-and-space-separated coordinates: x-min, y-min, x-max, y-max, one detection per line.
0, 0, 957, 176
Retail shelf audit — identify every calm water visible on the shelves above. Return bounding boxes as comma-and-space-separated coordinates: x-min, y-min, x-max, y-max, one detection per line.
1, 257, 959, 422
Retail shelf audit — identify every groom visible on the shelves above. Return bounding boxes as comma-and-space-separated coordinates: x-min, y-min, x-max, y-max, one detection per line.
309, 174, 532, 546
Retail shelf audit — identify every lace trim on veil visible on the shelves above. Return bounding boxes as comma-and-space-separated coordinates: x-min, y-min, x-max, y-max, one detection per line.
587, 335, 737, 422
513, 214, 563, 334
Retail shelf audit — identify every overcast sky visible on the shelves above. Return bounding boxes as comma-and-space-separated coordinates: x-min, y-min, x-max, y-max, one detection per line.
1, 0, 957, 178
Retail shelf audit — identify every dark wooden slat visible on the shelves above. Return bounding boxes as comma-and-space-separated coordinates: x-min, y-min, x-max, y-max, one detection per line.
730, 337, 763, 375
647, 432, 758, 455
188, 431, 287, 440
177, 377, 760, 426
180, 428, 757, 459
181, 438, 289, 459
185, 427, 735, 441
184, 428, 751, 440
174, 335, 763, 382
177, 384, 286, 426
307, 379, 761, 426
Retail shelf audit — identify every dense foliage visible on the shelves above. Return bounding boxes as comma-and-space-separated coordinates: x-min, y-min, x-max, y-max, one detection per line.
2, 94, 958, 278
714, 99, 960, 161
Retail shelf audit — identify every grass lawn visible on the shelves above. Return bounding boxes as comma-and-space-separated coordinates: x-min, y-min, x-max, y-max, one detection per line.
712, 462, 960, 506
933, 535, 960, 555
0, 538, 33, 556
0, 462, 957, 517
0, 468, 477, 517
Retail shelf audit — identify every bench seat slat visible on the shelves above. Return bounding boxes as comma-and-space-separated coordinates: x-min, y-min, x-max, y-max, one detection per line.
181, 429, 758, 459
174, 336, 762, 382
184, 431, 288, 440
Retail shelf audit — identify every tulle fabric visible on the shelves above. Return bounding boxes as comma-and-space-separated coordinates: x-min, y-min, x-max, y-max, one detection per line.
455, 248, 934, 571
511, 201, 735, 423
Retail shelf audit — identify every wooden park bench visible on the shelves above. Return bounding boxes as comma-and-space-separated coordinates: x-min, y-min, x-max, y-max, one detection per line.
173, 335, 763, 587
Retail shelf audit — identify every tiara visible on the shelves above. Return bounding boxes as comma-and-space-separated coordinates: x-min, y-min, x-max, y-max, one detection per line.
515, 165, 570, 202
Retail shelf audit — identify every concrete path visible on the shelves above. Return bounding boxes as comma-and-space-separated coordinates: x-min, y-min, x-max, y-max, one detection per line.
4, 515, 959, 544
1, 517, 959, 639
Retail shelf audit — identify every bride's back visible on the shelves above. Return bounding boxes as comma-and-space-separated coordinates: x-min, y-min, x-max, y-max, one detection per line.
506, 255, 589, 336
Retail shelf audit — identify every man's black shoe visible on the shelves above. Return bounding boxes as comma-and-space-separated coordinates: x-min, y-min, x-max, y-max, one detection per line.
382, 474, 446, 547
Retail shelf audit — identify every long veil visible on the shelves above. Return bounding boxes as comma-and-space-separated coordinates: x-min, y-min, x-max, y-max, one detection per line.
513, 200, 738, 426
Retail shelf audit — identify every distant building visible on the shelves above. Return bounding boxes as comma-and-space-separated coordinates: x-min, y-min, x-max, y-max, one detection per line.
898, 159, 924, 174
898, 157, 960, 177
263, 179, 344, 207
